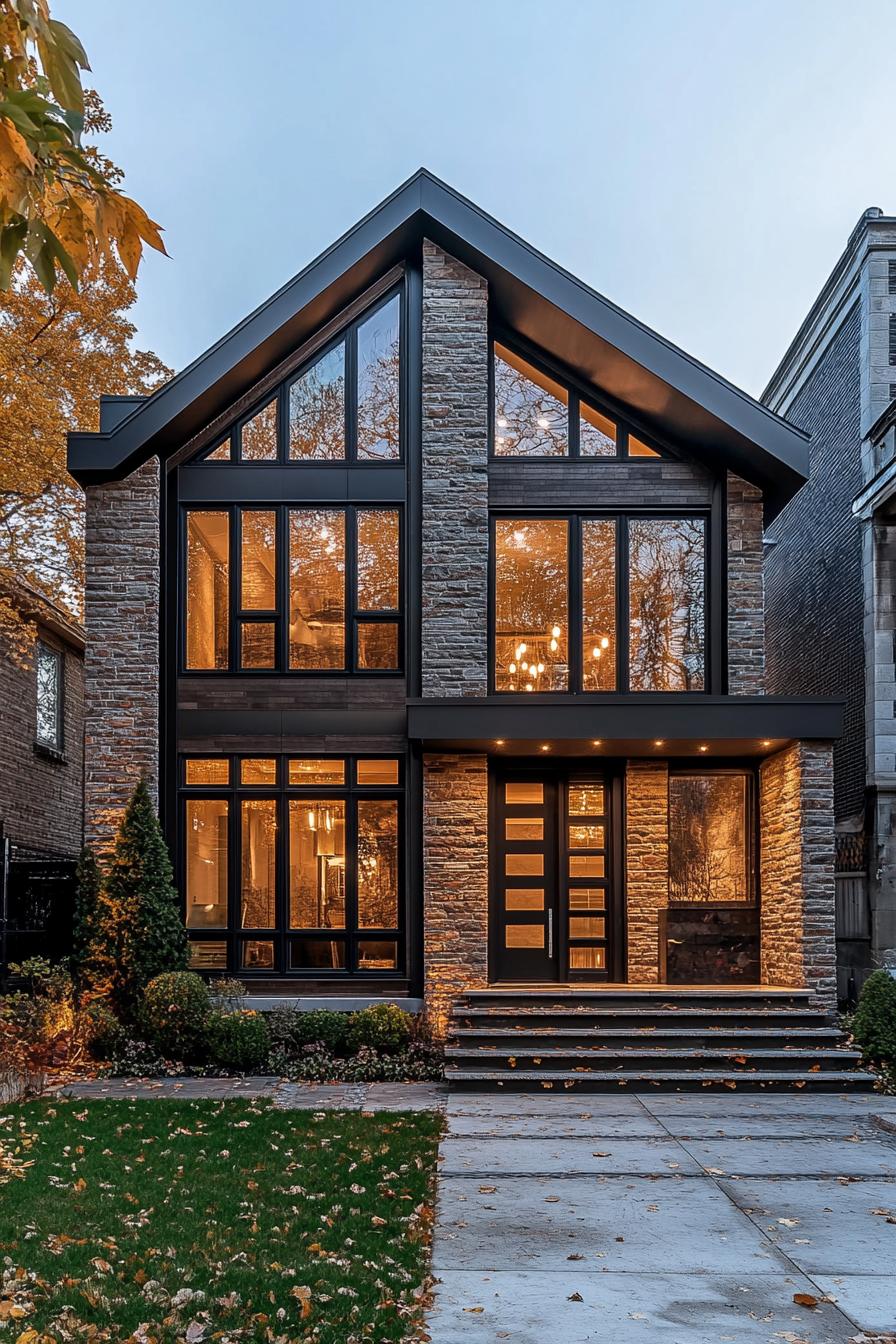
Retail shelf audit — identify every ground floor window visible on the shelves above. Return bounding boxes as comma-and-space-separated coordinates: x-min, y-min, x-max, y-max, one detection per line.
181, 754, 403, 975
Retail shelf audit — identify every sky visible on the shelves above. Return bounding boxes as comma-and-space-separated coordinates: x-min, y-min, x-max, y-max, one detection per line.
58, 0, 894, 398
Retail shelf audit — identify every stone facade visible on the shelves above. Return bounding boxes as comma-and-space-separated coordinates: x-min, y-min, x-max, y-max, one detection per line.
625, 760, 669, 983
420, 241, 489, 697
422, 753, 489, 1031
84, 457, 160, 855
726, 472, 765, 694
759, 741, 837, 1008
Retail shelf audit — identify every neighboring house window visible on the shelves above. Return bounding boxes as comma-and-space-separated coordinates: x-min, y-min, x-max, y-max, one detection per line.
492, 340, 661, 459
184, 505, 401, 673
35, 641, 63, 751
182, 755, 403, 975
668, 772, 752, 904
196, 290, 401, 463
492, 515, 706, 692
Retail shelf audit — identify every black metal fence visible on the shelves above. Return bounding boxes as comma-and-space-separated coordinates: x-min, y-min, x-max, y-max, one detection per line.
0, 833, 76, 978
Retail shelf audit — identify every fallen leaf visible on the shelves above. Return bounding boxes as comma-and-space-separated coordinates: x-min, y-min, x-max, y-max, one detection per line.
463, 1306, 484, 1314
291, 1285, 312, 1320
567, 1292, 583, 1302
478, 1186, 497, 1194
792, 1293, 818, 1308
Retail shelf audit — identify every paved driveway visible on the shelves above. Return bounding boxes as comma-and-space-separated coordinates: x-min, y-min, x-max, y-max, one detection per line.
428, 1091, 896, 1343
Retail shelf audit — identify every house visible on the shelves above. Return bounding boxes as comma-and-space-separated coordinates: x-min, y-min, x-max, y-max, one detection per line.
764, 207, 896, 996
68, 171, 865, 1087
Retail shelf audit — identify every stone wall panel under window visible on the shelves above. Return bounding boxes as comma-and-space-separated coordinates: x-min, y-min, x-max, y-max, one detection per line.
625, 760, 669, 982
727, 472, 765, 694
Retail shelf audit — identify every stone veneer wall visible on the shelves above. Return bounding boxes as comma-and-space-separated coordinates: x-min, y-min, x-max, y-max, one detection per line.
422, 753, 489, 1031
726, 472, 765, 694
420, 240, 489, 696
83, 457, 160, 855
625, 760, 669, 982
759, 741, 837, 1009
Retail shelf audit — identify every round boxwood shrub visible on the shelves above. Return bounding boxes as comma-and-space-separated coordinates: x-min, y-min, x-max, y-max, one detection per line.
141, 971, 211, 1060
206, 1009, 270, 1072
345, 1002, 411, 1056
268, 1006, 349, 1056
852, 969, 896, 1063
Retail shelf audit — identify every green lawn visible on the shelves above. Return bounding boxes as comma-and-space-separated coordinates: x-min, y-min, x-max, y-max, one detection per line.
0, 1099, 441, 1343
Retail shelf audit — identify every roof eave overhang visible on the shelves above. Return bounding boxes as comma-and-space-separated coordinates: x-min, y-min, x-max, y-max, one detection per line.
67, 171, 809, 518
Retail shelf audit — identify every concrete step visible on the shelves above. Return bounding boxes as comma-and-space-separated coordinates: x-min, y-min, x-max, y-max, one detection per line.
444, 1067, 878, 1092
444, 1044, 865, 1072
453, 1007, 832, 1032
450, 1025, 845, 1048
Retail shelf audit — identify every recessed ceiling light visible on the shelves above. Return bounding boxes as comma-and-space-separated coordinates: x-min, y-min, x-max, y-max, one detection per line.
592, 740, 602, 747
698, 744, 708, 753
540, 744, 550, 752
495, 739, 505, 746
653, 739, 664, 747
761, 739, 772, 748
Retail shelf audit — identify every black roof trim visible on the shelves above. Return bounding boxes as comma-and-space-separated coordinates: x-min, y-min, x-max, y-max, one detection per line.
68, 169, 808, 516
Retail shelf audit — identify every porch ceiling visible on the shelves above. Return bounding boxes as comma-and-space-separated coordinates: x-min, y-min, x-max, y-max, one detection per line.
407, 695, 843, 757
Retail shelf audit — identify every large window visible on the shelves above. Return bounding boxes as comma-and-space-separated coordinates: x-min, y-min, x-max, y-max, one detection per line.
492, 340, 661, 460
493, 514, 706, 692
181, 755, 404, 975
668, 772, 751, 904
35, 640, 63, 752
197, 291, 401, 464
184, 505, 401, 673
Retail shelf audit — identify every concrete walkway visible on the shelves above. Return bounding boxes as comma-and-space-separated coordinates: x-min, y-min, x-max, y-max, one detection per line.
428, 1091, 896, 1343
57, 1076, 448, 1110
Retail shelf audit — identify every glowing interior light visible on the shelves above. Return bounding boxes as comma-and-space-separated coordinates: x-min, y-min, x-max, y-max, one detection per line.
551, 626, 561, 639
508, 661, 517, 674
550, 638, 558, 652
600, 636, 610, 649
537, 662, 545, 674
592, 646, 601, 659
521, 661, 529, 672
319, 526, 329, 540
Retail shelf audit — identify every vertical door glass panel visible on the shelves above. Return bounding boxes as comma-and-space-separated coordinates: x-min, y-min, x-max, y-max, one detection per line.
570, 947, 606, 969
629, 434, 660, 458
568, 888, 605, 910
570, 916, 605, 938
505, 782, 543, 804
568, 785, 604, 814
357, 509, 399, 609
356, 759, 399, 785
241, 511, 276, 609
493, 344, 568, 457
240, 400, 278, 460
356, 622, 398, 670
240, 799, 276, 927
506, 853, 544, 876
357, 800, 398, 928
629, 518, 705, 691
669, 773, 749, 903
185, 800, 228, 928
289, 509, 345, 668
505, 817, 544, 841
505, 889, 545, 910
506, 925, 545, 948
240, 758, 277, 785
288, 800, 346, 928
569, 854, 605, 878
494, 518, 569, 690
581, 519, 617, 690
185, 759, 230, 785
288, 343, 345, 459
288, 758, 345, 786
580, 403, 617, 456
186, 511, 229, 669
569, 823, 605, 848
240, 622, 275, 669
357, 294, 400, 460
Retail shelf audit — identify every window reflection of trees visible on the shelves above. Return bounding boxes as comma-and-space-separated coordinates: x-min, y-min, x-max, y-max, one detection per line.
240, 400, 277, 461
629, 518, 705, 690
241, 799, 277, 927
669, 775, 748, 904
493, 346, 568, 457
186, 512, 229, 669
357, 510, 399, 609
495, 519, 568, 690
357, 801, 398, 928
582, 520, 616, 690
357, 295, 400, 460
289, 345, 345, 460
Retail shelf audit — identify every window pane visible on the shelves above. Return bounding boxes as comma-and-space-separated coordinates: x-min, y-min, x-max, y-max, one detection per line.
570, 916, 605, 938
505, 782, 543, 804
241, 940, 274, 969
357, 622, 398, 670
205, 440, 230, 461
356, 759, 399, 785
629, 434, 660, 458
494, 519, 568, 691
568, 785, 604, 815
357, 509, 399, 609
189, 941, 227, 969
505, 817, 544, 841
357, 940, 397, 970
580, 404, 617, 457
288, 343, 345, 459
289, 509, 345, 668
35, 643, 61, 749
357, 800, 399, 928
568, 888, 605, 910
629, 518, 705, 691
288, 800, 346, 928
185, 758, 230, 785
288, 759, 345, 786
241, 511, 276, 609
505, 889, 544, 910
569, 823, 604, 848
241, 798, 276, 927
357, 294, 400, 460
669, 774, 749, 904
186, 799, 228, 928
241, 758, 276, 785
290, 938, 346, 970
582, 519, 616, 691
493, 345, 567, 456
240, 622, 275, 669
506, 853, 544, 876
570, 854, 605, 878
570, 946, 605, 969
186, 512, 229, 669
240, 400, 277, 460
506, 924, 544, 948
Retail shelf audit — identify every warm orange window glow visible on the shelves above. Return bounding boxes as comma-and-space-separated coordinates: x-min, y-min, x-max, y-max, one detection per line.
186, 511, 229, 670
288, 800, 347, 929
580, 403, 617, 456
357, 800, 398, 928
186, 799, 228, 929
357, 295, 400, 460
494, 518, 568, 691
581, 519, 616, 690
241, 798, 276, 927
241, 511, 276, 609
185, 759, 229, 785
289, 509, 345, 669
240, 400, 277, 460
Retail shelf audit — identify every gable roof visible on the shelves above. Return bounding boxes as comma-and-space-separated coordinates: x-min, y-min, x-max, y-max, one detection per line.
67, 168, 808, 516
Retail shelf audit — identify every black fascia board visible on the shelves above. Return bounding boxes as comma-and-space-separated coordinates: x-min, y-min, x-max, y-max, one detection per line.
68, 169, 808, 517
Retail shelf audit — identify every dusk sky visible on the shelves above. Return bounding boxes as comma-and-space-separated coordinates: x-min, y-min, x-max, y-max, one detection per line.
60, 0, 893, 397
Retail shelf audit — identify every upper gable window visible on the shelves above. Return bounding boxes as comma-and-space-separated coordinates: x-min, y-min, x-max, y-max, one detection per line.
196, 289, 402, 465
492, 339, 661, 460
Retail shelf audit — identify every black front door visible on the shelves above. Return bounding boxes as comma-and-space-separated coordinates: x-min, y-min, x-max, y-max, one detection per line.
492, 768, 615, 983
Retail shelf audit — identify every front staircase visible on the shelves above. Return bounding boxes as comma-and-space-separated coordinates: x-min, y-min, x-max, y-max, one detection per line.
445, 987, 876, 1091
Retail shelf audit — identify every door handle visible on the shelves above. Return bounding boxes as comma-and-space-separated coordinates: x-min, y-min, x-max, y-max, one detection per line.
548, 909, 554, 959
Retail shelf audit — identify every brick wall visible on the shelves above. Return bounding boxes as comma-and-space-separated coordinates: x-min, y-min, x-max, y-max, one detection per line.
759, 741, 837, 1009
422, 753, 489, 1031
0, 627, 84, 855
84, 457, 160, 855
421, 241, 489, 697
625, 760, 669, 982
726, 472, 765, 694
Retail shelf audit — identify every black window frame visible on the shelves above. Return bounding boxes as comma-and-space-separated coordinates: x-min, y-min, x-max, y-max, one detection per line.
34, 639, 64, 755
489, 509, 713, 695
180, 502, 404, 676
179, 753, 406, 978
667, 765, 758, 910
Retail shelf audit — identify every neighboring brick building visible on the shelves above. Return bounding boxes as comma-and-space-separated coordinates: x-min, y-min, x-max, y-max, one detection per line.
67, 170, 842, 1028
764, 207, 896, 992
